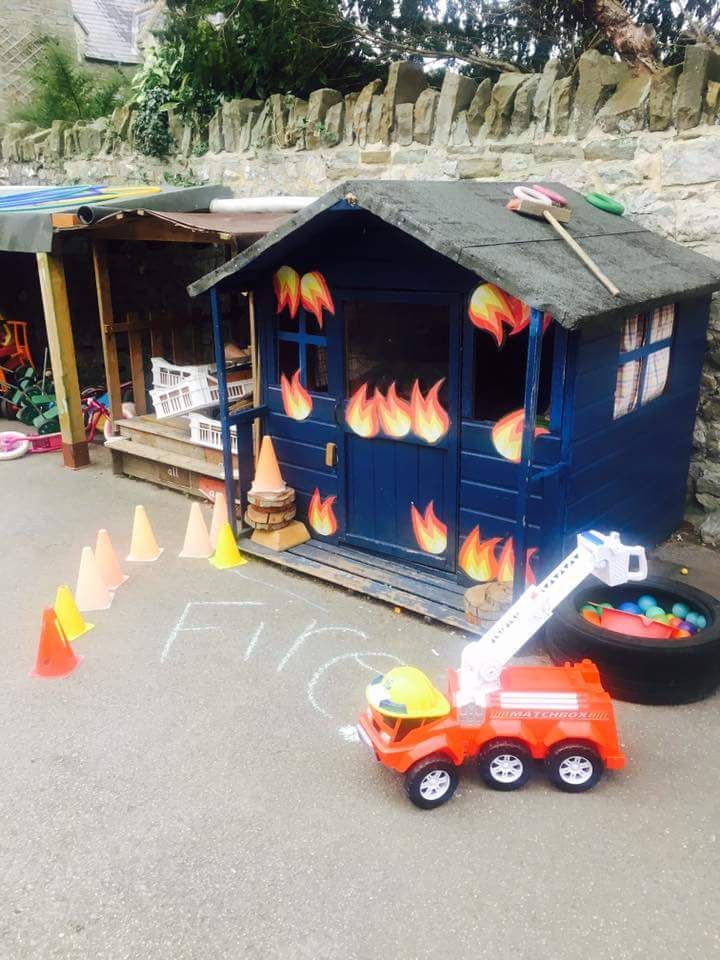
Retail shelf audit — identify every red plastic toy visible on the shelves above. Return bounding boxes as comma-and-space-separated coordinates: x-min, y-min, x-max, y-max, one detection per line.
358, 531, 647, 808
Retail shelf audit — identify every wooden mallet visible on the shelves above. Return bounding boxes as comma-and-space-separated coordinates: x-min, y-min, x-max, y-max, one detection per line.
507, 186, 620, 298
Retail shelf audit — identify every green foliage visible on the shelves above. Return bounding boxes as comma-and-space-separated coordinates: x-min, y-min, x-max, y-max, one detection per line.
11, 41, 128, 127
133, 86, 174, 158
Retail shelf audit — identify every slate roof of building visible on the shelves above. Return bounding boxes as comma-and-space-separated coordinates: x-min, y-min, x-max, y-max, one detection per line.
188, 180, 720, 328
72, 0, 147, 64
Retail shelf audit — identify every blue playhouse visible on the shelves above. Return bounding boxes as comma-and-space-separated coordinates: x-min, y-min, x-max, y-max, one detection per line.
190, 181, 720, 627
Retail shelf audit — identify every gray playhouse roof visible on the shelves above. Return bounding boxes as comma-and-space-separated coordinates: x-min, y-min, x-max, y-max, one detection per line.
188, 180, 720, 328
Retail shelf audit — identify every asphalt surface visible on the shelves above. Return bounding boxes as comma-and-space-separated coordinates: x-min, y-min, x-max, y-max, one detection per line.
2, 436, 720, 960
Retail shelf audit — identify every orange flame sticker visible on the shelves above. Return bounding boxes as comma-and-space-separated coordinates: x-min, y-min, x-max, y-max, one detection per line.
308, 487, 338, 536
346, 383, 379, 438
375, 382, 412, 438
496, 540, 539, 585
410, 501, 447, 555
410, 379, 450, 445
491, 408, 549, 463
280, 369, 313, 420
300, 271, 335, 328
274, 266, 301, 318
458, 527, 502, 582
468, 283, 515, 346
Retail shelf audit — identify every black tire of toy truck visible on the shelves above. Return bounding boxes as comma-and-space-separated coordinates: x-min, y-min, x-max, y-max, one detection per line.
543, 575, 720, 705
546, 742, 604, 793
478, 740, 533, 791
404, 756, 459, 810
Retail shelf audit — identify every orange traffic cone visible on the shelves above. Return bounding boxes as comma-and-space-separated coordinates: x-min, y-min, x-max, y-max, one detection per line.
250, 436, 286, 494
126, 505, 163, 561
95, 529, 128, 589
180, 502, 213, 558
30, 608, 82, 678
209, 490, 228, 550
75, 546, 112, 612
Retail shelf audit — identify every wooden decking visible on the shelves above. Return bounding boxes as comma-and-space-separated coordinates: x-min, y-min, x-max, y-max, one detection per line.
239, 536, 485, 635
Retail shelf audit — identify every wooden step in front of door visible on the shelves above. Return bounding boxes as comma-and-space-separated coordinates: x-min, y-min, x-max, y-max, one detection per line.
108, 415, 239, 497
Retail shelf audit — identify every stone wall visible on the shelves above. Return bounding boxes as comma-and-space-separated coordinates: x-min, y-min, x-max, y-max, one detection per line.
3, 47, 720, 539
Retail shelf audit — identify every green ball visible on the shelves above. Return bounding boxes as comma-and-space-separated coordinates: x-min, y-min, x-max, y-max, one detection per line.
644, 605, 665, 619
598, 602, 614, 610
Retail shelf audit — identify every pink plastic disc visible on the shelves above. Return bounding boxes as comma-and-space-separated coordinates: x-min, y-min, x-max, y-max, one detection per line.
530, 184, 568, 207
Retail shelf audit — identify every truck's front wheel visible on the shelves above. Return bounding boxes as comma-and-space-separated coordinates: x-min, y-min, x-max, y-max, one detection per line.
478, 741, 533, 791
404, 757, 459, 809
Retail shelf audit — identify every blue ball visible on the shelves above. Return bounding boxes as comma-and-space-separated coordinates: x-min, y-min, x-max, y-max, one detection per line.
638, 595, 657, 613
672, 602, 690, 620
619, 602, 642, 615
695, 614, 707, 630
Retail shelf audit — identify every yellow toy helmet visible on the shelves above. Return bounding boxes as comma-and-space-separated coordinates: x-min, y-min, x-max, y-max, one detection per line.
366, 666, 450, 719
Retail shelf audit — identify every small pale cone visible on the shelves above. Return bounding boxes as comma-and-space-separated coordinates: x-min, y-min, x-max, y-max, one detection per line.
250, 436, 286, 494
74, 547, 112, 612
209, 491, 228, 550
54, 584, 93, 642
95, 529, 128, 589
180, 502, 213, 559
126, 505, 163, 562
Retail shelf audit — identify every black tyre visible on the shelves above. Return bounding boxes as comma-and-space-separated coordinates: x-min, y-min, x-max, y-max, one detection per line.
404, 757, 459, 810
546, 742, 603, 793
544, 575, 720, 704
478, 741, 533, 791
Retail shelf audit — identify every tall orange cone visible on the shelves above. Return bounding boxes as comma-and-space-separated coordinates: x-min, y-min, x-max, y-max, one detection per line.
209, 490, 228, 550
126, 505, 163, 561
75, 546, 113, 612
54, 584, 93, 641
250, 436, 286, 494
30, 608, 82, 678
95, 529, 128, 589
209, 521, 247, 569
180, 502, 213, 558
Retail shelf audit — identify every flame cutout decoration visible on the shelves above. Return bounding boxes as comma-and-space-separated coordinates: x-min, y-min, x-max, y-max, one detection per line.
458, 527, 502, 582
280, 369, 313, 421
410, 379, 450, 445
274, 265, 301, 318
491, 408, 549, 463
308, 487, 338, 537
346, 383, 379, 438
375, 382, 412, 438
468, 283, 515, 346
410, 501, 448, 555
300, 271, 335, 329
496, 540, 539, 586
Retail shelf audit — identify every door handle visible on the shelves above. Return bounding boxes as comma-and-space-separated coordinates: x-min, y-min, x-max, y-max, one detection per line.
325, 442, 338, 467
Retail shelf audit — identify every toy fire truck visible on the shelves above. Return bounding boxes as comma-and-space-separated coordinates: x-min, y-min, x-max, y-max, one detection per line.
357, 531, 647, 808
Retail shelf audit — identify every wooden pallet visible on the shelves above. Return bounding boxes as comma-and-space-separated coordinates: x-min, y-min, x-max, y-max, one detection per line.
239, 536, 488, 634
108, 414, 239, 497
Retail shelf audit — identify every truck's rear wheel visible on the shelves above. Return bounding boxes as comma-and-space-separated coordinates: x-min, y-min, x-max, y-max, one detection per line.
546, 743, 603, 793
404, 757, 459, 809
478, 741, 532, 791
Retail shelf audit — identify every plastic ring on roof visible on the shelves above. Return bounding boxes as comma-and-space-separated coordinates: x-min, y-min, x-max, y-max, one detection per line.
513, 185, 552, 206
530, 184, 568, 207
585, 192, 624, 216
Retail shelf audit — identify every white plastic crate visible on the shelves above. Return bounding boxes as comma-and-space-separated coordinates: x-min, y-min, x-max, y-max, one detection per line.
150, 371, 253, 419
189, 413, 238, 454
151, 357, 211, 389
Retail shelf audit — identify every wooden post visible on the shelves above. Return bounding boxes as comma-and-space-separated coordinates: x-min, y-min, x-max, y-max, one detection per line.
91, 240, 123, 432
36, 251, 89, 468
127, 314, 147, 416
513, 307, 544, 601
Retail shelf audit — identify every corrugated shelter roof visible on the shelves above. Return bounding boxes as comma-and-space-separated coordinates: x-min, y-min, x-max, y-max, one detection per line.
72, 0, 144, 64
0, 184, 233, 253
188, 180, 720, 328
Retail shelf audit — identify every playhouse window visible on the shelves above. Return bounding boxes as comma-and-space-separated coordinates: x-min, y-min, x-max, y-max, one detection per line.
472, 322, 555, 423
277, 308, 328, 394
613, 305, 675, 419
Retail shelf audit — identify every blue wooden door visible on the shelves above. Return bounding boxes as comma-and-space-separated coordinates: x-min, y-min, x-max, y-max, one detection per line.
335, 293, 460, 572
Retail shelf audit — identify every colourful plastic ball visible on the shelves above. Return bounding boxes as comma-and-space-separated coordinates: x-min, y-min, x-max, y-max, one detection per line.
580, 603, 598, 615
679, 620, 698, 635
685, 612, 701, 626
644, 605, 665, 618
619, 602, 642, 615
695, 615, 707, 630
668, 616, 683, 628
672, 602, 690, 620
598, 602, 614, 610
638, 595, 657, 612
